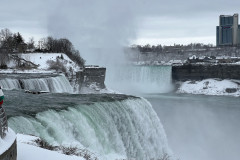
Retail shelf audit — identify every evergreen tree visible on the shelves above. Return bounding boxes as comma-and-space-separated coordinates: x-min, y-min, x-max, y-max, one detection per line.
16, 32, 24, 44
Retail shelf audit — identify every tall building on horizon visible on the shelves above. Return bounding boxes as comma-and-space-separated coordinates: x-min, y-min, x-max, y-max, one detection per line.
216, 13, 240, 46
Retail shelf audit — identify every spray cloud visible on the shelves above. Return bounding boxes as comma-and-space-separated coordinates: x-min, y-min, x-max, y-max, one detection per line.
47, 0, 139, 66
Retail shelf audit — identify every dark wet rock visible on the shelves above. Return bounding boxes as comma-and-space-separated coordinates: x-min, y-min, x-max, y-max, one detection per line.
25, 90, 49, 94
225, 88, 237, 93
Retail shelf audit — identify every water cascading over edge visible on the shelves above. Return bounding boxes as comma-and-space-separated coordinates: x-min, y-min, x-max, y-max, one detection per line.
0, 74, 73, 93
106, 65, 173, 94
8, 97, 171, 160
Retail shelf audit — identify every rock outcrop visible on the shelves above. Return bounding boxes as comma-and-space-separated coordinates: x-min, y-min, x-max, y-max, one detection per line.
76, 66, 106, 91
172, 64, 240, 81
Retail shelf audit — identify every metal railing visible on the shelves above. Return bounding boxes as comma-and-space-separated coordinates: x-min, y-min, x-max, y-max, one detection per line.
0, 105, 8, 139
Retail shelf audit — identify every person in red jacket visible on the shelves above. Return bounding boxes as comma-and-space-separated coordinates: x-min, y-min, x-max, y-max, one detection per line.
0, 86, 4, 106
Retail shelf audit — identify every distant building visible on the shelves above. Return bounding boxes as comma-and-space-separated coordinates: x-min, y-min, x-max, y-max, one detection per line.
216, 13, 240, 46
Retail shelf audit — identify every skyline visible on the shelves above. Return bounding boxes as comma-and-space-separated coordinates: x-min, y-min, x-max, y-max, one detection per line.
0, 0, 240, 48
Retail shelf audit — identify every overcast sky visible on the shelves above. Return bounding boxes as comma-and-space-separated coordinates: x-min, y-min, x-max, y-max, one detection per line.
1, 0, 240, 48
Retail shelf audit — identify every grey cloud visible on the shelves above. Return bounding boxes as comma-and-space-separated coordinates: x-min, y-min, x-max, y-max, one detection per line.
0, 0, 240, 47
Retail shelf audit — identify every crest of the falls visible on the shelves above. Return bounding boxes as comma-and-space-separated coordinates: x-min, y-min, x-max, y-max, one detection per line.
9, 97, 172, 160
0, 74, 73, 93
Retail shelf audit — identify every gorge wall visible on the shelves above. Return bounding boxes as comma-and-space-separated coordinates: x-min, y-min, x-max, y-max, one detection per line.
172, 64, 240, 81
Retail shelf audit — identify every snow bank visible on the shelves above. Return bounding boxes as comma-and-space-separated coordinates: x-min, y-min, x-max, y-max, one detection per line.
20, 53, 81, 71
79, 82, 120, 94
178, 79, 240, 96
0, 53, 81, 74
0, 128, 16, 155
17, 134, 84, 160
18, 143, 84, 160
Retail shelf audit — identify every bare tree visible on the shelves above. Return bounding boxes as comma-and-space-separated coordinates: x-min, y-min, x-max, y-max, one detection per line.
0, 28, 14, 53
0, 28, 12, 41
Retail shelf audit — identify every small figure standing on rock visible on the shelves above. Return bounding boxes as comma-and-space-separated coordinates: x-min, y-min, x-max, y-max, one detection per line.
0, 86, 4, 106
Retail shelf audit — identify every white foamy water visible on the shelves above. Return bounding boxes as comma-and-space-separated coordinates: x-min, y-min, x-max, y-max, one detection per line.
106, 65, 173, 94
0, 74, 73, 93
9, 98, 171, 160
0, 78, 21, 90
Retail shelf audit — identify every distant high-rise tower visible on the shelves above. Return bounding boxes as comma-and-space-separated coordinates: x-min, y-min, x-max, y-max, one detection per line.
216, 14, 240, 46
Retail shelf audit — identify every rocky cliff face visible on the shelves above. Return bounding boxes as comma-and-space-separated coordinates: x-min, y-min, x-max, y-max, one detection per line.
76, 67, 106, 92
172, 64, 240, 81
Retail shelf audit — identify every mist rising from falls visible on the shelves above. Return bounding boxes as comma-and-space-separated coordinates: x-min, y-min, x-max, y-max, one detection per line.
106, 65, 173, 95
0, 74, 73, 93
9, 98, 171, 160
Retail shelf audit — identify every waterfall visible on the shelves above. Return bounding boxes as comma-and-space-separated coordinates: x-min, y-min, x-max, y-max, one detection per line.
0, 74, 73, 93
106, 65, 173, 94
8, 97, 171, 160
0, 78, 21, 90
20, 75, 73, 93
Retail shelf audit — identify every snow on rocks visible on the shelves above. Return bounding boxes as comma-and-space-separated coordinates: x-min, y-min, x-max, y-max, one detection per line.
79, 82, 119, 94
177, 79, 240, 96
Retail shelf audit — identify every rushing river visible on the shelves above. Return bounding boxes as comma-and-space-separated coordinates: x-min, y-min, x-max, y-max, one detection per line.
145, 93, 240, 160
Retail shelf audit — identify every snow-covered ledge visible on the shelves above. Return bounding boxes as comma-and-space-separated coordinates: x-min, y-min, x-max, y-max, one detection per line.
0, 128, 17, 159
177, 79, 240, 96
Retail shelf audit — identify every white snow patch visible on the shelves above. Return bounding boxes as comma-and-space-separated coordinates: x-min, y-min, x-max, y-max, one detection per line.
188, 55, 197, 59
168, 60, 183, 64
17, 134, 84, 160
79, 82, 119, 94
132, 61, 172, 66
1, 53, 82, 74
178, 79, 240, 96
0, 128, 16, 155
20, 53, 81, 71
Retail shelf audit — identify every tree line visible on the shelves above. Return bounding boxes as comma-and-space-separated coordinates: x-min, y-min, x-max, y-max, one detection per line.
0, 28, 85, 67
131, 43, 215, 53
127, 43, 240, 63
